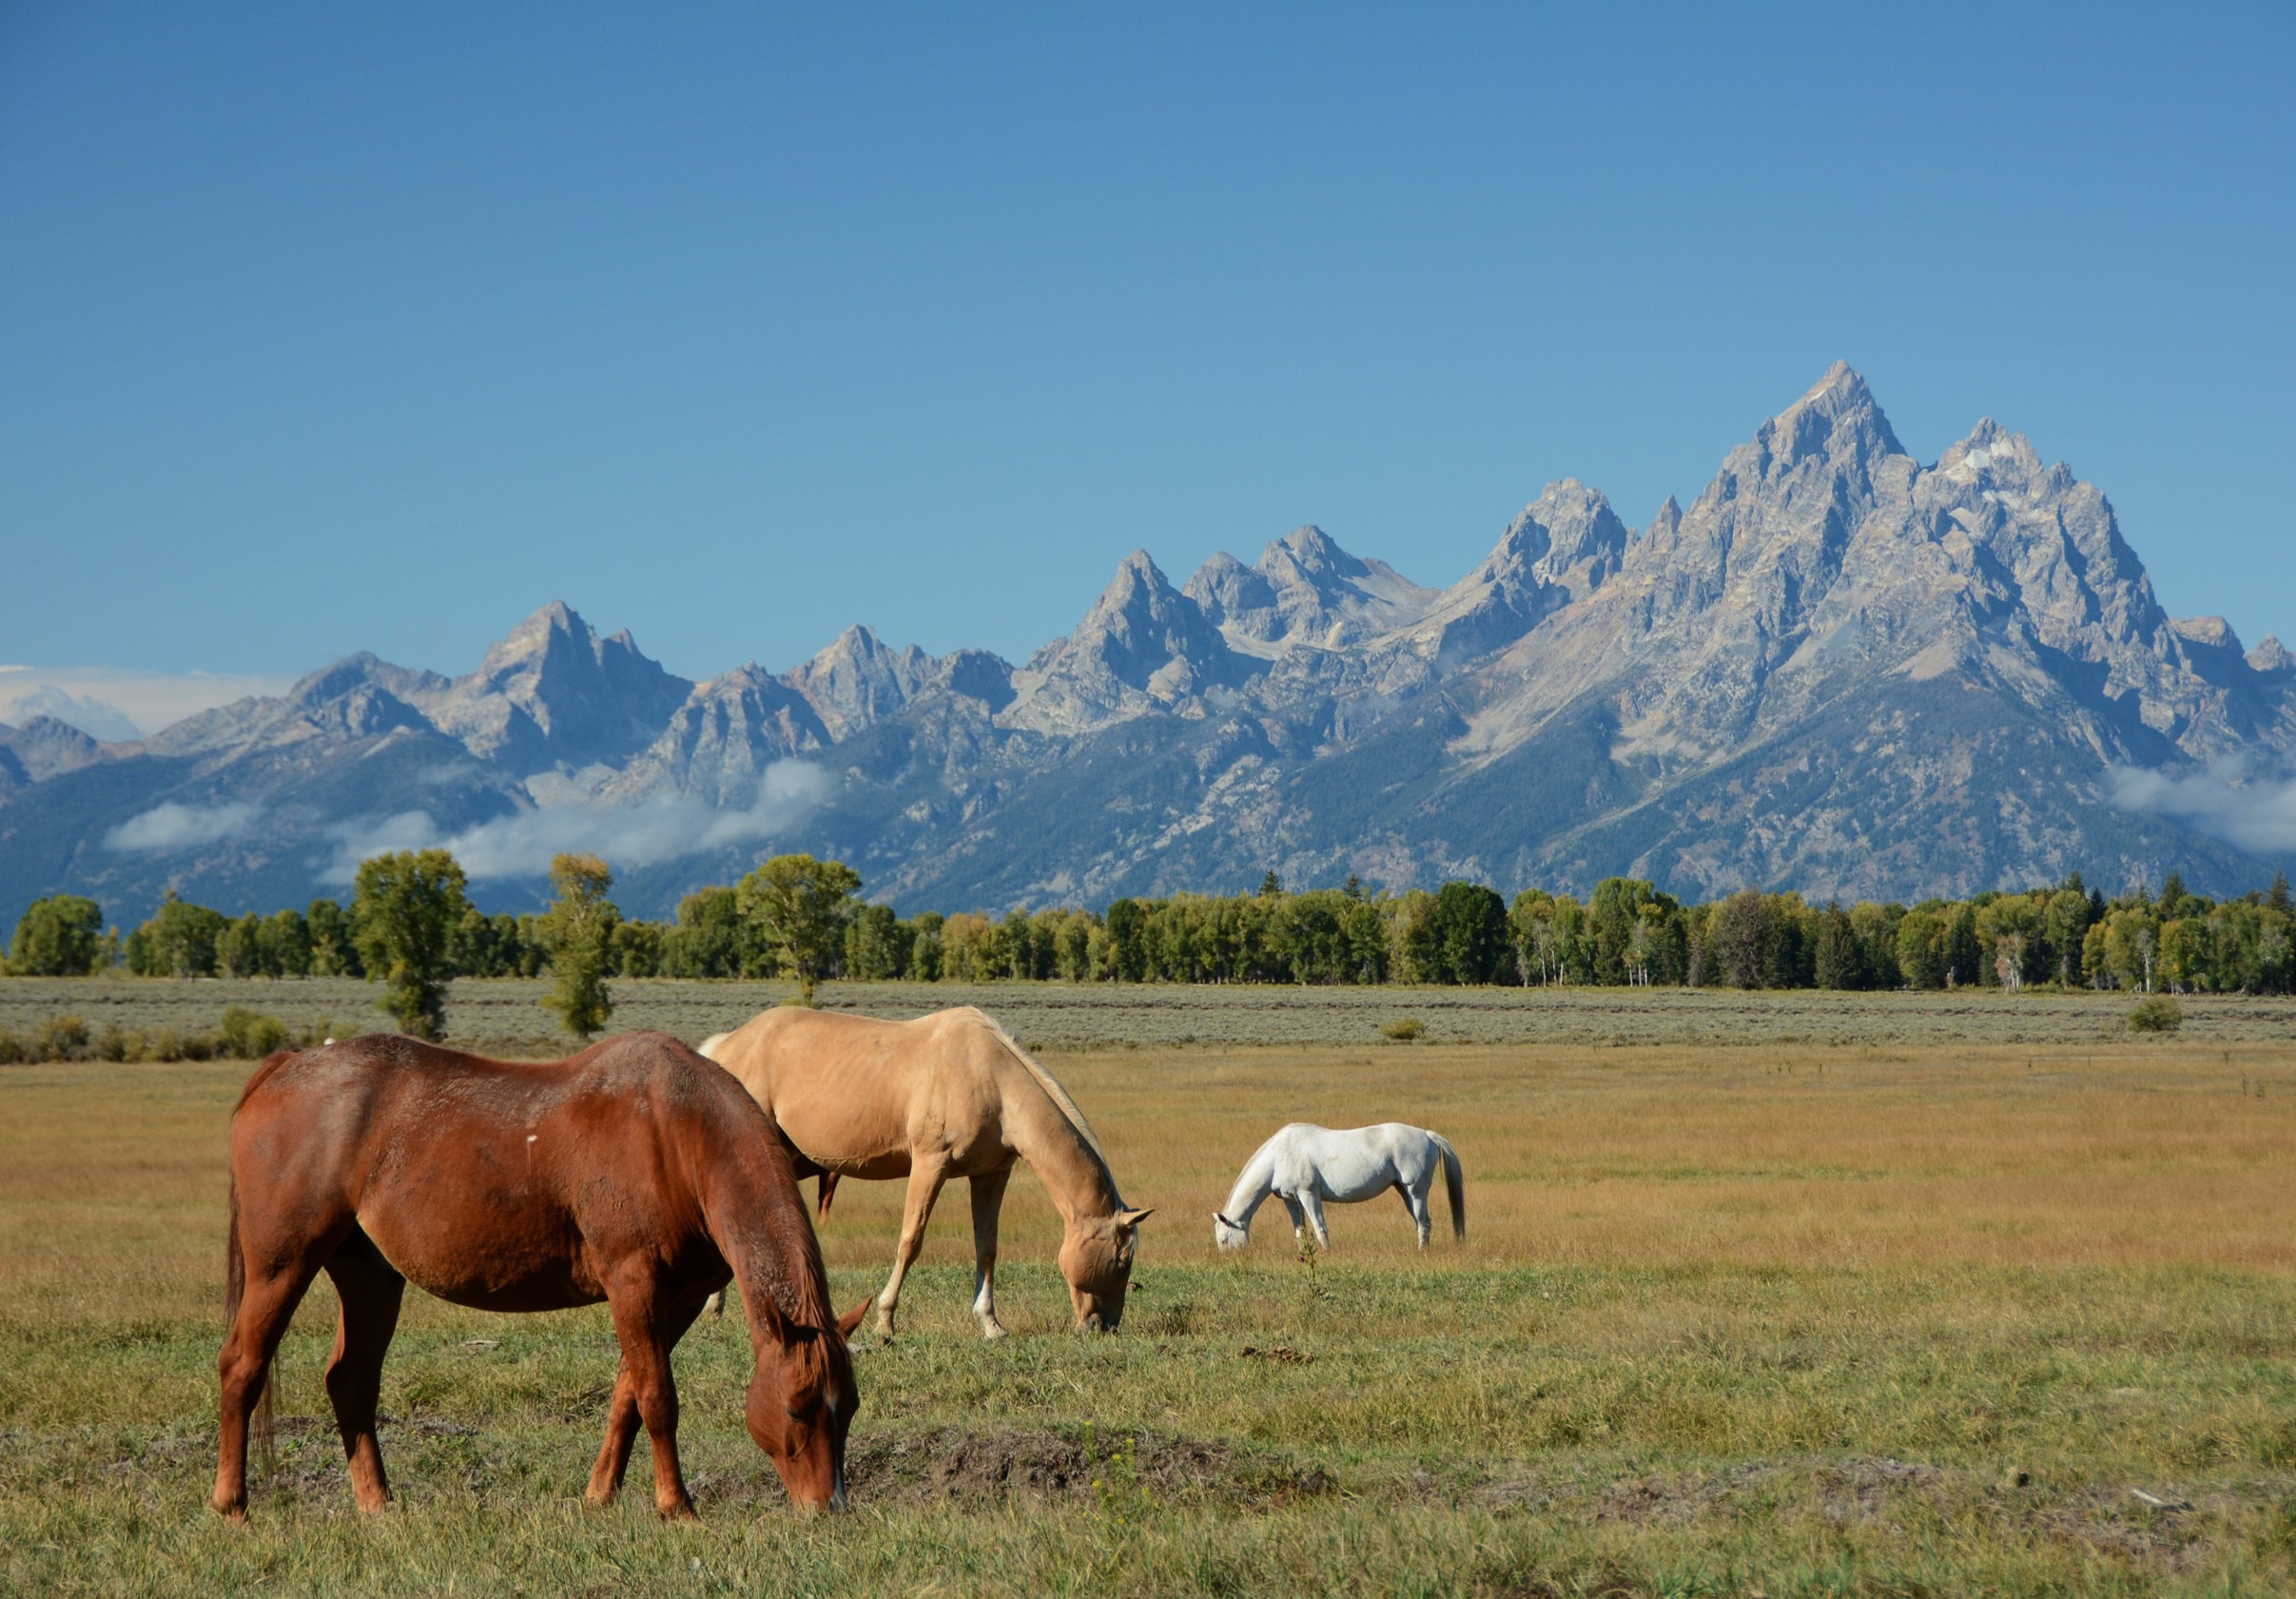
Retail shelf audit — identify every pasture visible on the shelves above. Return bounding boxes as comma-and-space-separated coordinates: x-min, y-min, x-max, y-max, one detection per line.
5, 992, 2296, 1593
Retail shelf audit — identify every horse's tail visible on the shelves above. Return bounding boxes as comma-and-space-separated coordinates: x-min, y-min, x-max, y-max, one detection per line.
1430, 1132, 1465, 1240
223, 1173, 276, 1472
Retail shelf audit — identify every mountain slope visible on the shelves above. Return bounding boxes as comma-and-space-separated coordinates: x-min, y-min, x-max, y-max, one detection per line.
5, 365, 2290, 924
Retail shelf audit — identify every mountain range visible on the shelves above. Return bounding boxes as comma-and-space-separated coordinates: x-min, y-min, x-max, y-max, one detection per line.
7, 364, 2292, 926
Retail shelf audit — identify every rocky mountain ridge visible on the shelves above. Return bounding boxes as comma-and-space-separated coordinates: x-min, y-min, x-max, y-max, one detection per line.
6, 364, 2290, 923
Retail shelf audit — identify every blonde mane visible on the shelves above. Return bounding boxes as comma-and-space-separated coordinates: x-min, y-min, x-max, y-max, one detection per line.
971, 1011, 1111, 1170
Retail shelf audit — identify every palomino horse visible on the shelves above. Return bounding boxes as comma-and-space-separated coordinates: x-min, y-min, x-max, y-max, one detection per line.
212, 1032, 868, 1523
701, 1006, 1151, 1339
1212, 1122, 1464, 1252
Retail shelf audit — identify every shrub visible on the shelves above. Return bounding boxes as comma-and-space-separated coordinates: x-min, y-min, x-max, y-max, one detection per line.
33, 1015, 91, 1062
1379, 1017, 1426, 1042
2127, 996, 2186, 1034
216, 1005, 291, 1059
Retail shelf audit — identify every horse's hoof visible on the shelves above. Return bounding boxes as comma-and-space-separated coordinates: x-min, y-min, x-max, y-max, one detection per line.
979, 1321, 1009, 1341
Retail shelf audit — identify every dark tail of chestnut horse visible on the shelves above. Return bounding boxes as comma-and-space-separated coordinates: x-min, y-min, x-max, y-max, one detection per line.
223, 1176, 275, 1470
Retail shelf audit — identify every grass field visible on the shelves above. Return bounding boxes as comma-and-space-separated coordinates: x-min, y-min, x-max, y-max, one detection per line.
6, 1000, 2296, 1594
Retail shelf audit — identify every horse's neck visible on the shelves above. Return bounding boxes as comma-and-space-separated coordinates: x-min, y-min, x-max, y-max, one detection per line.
1221, 1146, 1280, 1228
704, 1160, 827, 1336
1001, 1068, 1121, 1227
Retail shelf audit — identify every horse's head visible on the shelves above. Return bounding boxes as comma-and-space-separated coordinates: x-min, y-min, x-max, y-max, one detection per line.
1211, 1210, 1250, 1253
744, 1294, 870, 1511
1059, 1207, 1154, 1332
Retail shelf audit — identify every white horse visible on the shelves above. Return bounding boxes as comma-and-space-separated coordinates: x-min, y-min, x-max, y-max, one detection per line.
1212, 1123, 1464, 1252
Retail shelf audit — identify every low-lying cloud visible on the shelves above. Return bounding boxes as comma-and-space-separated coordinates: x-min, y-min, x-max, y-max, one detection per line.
107, 800, 263, 851
320, 760, 839, 883
2109, 763, 2296, 856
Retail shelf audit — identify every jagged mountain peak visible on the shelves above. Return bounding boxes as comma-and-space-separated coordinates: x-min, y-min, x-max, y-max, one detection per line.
784, 623, 934, 740
424, 602, 693, 773
1002, 548, 1243, 732
2250, 636, 2294, 675
1187, 525, 1434, 657
1759, 361, 1905, 468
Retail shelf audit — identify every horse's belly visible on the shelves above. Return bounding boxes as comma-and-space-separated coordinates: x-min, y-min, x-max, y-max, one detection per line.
360, 1210, 603, 1313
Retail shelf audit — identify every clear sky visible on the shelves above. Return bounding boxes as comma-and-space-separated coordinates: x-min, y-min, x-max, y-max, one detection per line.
3, 4, 2290, 689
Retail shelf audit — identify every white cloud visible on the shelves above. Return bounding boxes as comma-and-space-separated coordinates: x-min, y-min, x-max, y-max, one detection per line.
0, 685, 144, 742
320, 760, 839, 882
0, 666, 297, 739
106, 800, 263, 851
2108, 763, 2296, 855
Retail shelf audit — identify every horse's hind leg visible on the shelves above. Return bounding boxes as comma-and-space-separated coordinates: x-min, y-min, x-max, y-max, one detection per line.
1398, 1181, 1431, 1248
212, 1253, 325, 1521
321, 1228, 404, 1514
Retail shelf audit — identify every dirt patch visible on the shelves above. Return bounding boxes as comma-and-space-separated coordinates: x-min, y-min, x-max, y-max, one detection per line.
835, 1426, 1330, 1510
1238, 1344, 1316, 1366
1483, 1454, 1947, 1527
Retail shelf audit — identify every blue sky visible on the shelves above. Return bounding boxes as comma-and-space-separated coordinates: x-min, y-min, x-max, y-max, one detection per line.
3, 4, 2291, 693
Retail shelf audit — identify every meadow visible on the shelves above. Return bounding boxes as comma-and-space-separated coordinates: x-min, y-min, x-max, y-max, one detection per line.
4, 987, 2296, 1594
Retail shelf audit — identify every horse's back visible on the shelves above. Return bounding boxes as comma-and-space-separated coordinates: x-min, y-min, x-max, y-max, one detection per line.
231, 1032, 758, 1312
711, 1005, 1009, 1167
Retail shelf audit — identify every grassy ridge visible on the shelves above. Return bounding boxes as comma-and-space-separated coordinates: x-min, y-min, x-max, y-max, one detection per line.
5, 1033, 2296, 1593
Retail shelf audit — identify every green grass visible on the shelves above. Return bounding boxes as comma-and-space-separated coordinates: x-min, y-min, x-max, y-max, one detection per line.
6, 1031, 2296, 1593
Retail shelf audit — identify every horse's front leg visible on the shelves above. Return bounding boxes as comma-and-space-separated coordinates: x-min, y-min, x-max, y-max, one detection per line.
1296, 1190, 1332, 1250
877, 1153, 951, 1340
599, 1282, 703, 1519
1279, 1193, 1310, 1247
967, 1167, 1013, 1340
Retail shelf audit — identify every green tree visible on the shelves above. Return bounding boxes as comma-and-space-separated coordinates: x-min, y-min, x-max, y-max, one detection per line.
735, 853, 862, 1005
844, 903, 909, 981
306, 898, 363, 977
351, 849, 473, 1040
9, 894, 106, 976
1430, 882, 1510, 985
134, 892, 227, 978
1813, 901, 1867, 989
1105, 898, 1149, 982
536, 852, 618, 1039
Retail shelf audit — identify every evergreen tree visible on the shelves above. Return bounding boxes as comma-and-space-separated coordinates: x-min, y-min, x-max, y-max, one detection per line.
1813, 901, 1865, 990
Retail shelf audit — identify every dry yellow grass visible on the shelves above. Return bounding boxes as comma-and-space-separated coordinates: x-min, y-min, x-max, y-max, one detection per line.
7, 1035, 2296, 1594
818, 1041, 2296, 1279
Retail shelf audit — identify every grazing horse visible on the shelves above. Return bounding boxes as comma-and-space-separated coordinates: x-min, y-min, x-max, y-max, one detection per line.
212, 1032, 869, 1524
1212, 1123, 1464, 1252
701, 1006, 1152, 1338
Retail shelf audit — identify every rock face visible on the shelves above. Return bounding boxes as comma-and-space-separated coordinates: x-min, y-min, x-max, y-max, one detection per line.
5, 364, 2291, 923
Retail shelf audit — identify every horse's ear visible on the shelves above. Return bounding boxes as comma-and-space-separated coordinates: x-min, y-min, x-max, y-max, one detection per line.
836, 1295, 873, 1339
1117, 1207, 1155, 1229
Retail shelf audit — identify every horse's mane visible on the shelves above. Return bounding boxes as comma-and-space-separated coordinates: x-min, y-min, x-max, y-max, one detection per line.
972, 1011, 1111, 1169
232, 1048, 303, 1114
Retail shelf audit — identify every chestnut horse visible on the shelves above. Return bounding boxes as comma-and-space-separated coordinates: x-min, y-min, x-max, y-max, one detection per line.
212, 1032, 867, 1523
701, 1006, 1151, 1339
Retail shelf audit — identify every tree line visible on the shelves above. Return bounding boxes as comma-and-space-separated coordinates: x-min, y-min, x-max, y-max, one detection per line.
10, 856, 2295, 1040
